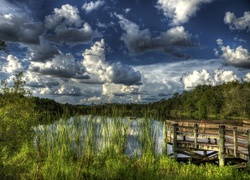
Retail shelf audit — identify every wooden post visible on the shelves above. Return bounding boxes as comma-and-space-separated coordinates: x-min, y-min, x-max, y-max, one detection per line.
248, 129, 250, 164
219, 125, 225, 167
194, 124, 198, 149
203, 150, 207, 157
233, 127, 238, 157
163, 121, 171, 143
166, 122, 169, 155
163, 121, 167, 155
173, 123, 178, 160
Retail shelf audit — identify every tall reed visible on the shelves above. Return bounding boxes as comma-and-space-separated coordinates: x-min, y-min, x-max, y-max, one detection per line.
3, 114, 249, 179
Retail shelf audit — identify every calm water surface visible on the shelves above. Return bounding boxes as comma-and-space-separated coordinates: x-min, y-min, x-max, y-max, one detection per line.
34, 116, 170, 156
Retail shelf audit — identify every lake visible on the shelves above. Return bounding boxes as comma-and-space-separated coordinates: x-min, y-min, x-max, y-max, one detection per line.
33, 115, 168, 157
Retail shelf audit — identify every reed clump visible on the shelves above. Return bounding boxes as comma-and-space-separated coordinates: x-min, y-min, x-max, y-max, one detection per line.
1, 115, 250, 179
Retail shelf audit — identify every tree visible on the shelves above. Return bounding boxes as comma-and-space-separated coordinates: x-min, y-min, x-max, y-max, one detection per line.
0, 40, 9, 53
0, 72, 39, 152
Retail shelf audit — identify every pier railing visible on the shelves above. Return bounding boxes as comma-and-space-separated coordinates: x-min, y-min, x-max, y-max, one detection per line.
164, 120, 250, 167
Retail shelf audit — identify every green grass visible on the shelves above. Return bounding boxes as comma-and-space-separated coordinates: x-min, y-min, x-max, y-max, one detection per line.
1, 115, 250, 179
2, 146, 250, 180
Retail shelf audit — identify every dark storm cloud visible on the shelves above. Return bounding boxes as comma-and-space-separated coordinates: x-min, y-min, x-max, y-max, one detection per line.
25, 82, 45, 88
158, 93, 171, 97
44, 4, 94, 45
163, 48, 191, 59
27, 41, 59, 62
226, 61, 250, 69
45, 23, 94, 45
30, 66, 76, 78
108, 62, 142, 85
0, 13, 43, 44
44, 81, 60, 87
114, 93, 126, 97
0, 2, 60, 63
141, 97, 158, 101
29, 53, 88, 79
72, 74, 90, 80
4, 0, 44, 9
113, 91, 141, 97
116, 14, 194, 58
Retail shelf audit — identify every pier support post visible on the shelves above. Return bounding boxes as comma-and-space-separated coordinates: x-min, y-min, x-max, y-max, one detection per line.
173, 123, 178, 160
233, 127, 238, 157
194, 124, 198, 149
219, 125, 225, 167
248, 129, 250, 164
163, 121, 167, 155
203, 150, 207, 157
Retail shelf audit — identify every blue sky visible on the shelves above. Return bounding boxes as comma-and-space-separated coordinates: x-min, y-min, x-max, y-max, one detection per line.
0, 0, 250, 104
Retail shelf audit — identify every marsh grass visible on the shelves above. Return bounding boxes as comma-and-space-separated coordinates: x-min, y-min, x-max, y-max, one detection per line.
1, 115, 250, 179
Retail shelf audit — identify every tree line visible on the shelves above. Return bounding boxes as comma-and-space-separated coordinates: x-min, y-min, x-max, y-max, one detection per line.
84, 81, 250, 120
1, 40, 250, 162
1, 40, 250, 122
145, 81, 250, 120
45, 81, 250, 121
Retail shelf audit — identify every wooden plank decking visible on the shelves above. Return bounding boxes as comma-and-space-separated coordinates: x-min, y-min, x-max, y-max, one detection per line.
164, 120, 250, 167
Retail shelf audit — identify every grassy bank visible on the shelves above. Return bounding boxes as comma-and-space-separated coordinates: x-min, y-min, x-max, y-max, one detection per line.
2, 144, 250, 179
1, 115, 250, 179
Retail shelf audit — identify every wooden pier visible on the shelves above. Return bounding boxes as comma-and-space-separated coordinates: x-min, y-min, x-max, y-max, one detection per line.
164, 120, 250, 167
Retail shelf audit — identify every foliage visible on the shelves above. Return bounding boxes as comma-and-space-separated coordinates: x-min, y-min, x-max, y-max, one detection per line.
71, 81, 243, 120
3, 73, 249, 122
0, 57, 250, 178
1, 115, 250, 179
0, 72, 39, 152
0, 40, 9, 54
0, 143, 37, 179
80, 81, 250, 121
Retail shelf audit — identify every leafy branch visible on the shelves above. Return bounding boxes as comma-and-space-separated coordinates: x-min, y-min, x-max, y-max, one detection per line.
0, 40, 9, 54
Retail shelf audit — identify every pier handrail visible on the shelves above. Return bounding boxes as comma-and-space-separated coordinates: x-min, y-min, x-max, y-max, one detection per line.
164, 120, 250, 166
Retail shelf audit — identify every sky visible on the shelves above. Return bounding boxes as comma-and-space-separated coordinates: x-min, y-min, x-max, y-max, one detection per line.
0, 0, 250, 105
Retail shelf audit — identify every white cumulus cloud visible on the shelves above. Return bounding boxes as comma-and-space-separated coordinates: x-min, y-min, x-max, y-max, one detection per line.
125, 8, 131, 14
55, 84, 82, 96
156, 0, 214, 25
2, 55, 23, 73
182, 69, 213, 89
102, 83, 140, 103
82, 0, 105, 13
216, 39, 250, 68
182, 69, 239, 90
45, 4, 82, 29
213, 69, 239, 85
244, 73, 250, 82
82, 39, 142, 85
224, 11, 250, 31
23, 71, 61, 88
